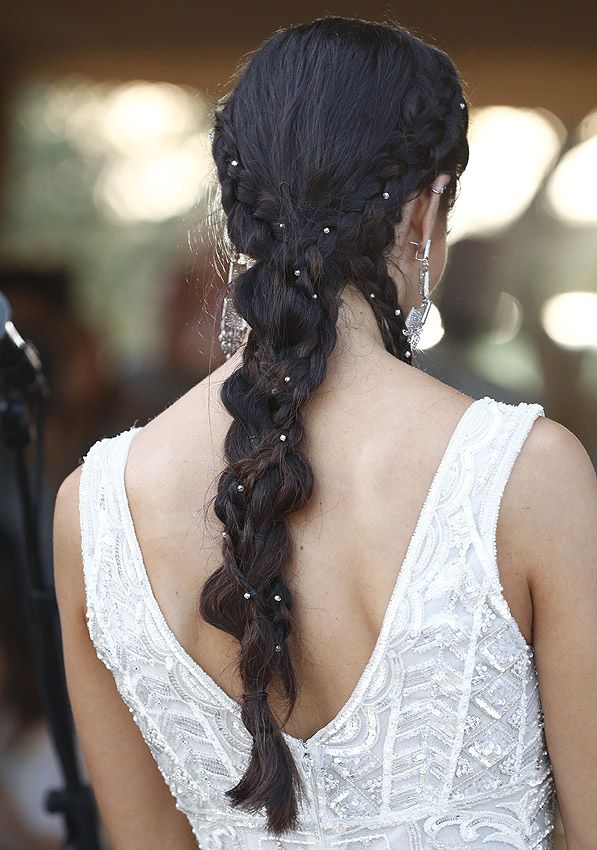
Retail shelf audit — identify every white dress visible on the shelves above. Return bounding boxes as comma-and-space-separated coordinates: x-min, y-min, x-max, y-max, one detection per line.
78, 396, 556, 849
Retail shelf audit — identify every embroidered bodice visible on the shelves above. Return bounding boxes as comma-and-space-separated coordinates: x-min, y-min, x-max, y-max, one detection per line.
79, 395, 556, 849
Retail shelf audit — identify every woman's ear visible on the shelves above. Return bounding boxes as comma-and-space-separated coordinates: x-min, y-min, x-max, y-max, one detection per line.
412, 173, 452, 247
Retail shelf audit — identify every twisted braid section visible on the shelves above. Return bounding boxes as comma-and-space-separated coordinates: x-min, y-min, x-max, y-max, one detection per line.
203, 159, 344, 831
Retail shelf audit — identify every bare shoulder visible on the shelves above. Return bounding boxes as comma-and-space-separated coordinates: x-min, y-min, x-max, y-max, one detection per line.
501, 415, 597, 844
53, 462, 85, 615
53, 454, 198, 849
500, 414, 596, 596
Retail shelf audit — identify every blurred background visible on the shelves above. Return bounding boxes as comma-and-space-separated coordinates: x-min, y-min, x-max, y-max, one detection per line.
1, 1, 596, 847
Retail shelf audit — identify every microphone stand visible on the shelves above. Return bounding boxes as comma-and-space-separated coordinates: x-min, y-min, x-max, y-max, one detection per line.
0, 292, 102, 850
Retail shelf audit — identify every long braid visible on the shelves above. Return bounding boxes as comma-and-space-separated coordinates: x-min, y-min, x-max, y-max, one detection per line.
199, 17, 469, 837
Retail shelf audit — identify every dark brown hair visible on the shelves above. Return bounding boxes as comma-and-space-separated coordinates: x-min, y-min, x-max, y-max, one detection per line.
200, 16, 469, 836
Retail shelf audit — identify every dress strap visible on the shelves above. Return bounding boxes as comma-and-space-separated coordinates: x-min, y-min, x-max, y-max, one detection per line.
476, 399, 545, 593
79, 436, 108, 600
78, 428, 138, 660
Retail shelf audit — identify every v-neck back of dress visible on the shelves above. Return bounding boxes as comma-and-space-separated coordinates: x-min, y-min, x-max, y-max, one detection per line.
116, 395, 480, 748
79, 394, 556, 850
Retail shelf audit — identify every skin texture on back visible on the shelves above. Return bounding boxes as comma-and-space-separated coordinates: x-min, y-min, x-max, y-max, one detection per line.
54, 343, 597, 847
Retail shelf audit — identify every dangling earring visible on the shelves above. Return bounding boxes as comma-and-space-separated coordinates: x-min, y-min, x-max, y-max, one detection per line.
404, 238, 432, 349
218, 250, 251, 359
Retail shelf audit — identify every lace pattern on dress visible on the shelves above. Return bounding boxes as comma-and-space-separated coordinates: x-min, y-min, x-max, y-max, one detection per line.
78, 396, 556, 849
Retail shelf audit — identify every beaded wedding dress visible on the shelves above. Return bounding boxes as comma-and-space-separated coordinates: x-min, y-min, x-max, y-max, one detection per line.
79, 395, 556, 849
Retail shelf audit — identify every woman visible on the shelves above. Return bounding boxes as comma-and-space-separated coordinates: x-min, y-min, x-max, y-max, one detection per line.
53, 17, 596, 850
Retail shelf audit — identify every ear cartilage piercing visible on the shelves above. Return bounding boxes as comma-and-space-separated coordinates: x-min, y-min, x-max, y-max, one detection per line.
431, 186, 445, 194
279, 434, 287, 441
294, 269, 301, 277
382, 191, 390, 199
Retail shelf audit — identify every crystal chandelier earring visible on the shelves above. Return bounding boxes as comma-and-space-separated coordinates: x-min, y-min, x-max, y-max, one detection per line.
218, 250, 252, 359
404, 237, 432, 349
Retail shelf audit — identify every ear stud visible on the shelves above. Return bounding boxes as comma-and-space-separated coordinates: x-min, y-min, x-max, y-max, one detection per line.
294, 269, 301, 277
284, 376, 290, 382
382, 191, 390, 199
237, 484, 245, 492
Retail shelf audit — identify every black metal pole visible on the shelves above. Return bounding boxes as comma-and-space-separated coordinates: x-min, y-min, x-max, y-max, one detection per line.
0, 383, 102, 850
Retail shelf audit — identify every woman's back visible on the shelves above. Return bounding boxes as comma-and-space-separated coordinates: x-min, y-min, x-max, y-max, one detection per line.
120, 353, 533, 743
77, 354, 557, 848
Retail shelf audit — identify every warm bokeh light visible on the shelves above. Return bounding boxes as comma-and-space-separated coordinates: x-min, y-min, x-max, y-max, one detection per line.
543, 135, 597, 225
95, 134, 212, 222
488, 292, 524, 345
418, 302, 444, 350
577, 107, 597, 142
21, 79, 213, 222
93, 83, 212, 221
448, 106, 565, 242
102, 82, 197, 149
541, 291, 597, 349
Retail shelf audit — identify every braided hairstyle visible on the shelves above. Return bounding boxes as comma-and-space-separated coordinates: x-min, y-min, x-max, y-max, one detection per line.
200, 16, 469, 836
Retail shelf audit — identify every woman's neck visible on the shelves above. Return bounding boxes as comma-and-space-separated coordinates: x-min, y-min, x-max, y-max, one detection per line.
219, 280, 410, 399
324, 281, 410, 395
